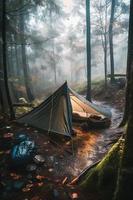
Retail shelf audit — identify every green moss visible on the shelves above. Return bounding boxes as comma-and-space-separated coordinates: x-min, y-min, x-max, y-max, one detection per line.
80, 140, 124, 200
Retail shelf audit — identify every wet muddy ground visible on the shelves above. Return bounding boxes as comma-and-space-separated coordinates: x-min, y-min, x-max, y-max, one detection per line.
0, 101, 123, 200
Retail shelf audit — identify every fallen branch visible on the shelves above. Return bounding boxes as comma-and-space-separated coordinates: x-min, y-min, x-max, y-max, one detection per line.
13, 103, 34, 107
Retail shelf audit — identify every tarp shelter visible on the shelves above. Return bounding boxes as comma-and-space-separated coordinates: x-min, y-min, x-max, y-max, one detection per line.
17, 82, 111, 137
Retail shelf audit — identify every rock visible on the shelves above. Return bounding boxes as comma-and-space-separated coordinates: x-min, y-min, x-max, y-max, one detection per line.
27, 174, 33, 180
34, 130, 39, 133
5, 126, 12, 130
33, 155, 45, 165
13, 180, 25, 190
49, 156, 54, 162
53, 189, 59, 198
26, 164, 37, 172
48, 168, 53, 172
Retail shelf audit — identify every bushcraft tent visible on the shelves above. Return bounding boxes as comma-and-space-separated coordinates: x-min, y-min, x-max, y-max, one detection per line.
17, 82, 111, 137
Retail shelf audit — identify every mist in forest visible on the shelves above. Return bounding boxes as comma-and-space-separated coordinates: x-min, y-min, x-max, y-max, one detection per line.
0, 0, 130, 99
24, 0, 129, 96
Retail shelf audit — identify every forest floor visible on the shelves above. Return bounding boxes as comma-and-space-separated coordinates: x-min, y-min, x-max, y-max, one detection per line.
0, 81, 125, 200
77, 79, 125, 112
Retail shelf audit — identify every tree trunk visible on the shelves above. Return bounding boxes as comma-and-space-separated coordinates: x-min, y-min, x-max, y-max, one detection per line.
15, 45, 19, 77
109, 0, 116, 84
52, 40, 57, 85
49, 11, 57, 85
86, 0, 91, 101
119, 67, 129, 127
104, 0, 108, 87
12, 34, 20, 77
0, 38, 4, 112
2, 0, 15, 119
114, 1, 133, 199
20, 2, 34, 102
0, 85, 5, 113
104, 47, 108, 87
10, 42, 15, 76
104, 32, 108, 87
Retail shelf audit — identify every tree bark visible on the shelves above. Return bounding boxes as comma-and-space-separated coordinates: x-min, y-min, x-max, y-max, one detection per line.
10, 42, 15, 76
20, 1, 34, 102
86, 0, 91, 101
0, 85, 5, 113
15, 42, 20, 77
104, 45, 108, 87
104, 0, 108, 87
53, 43, 57, 85
109, 0, 116, 84
2, 0, 15, 119
114, 1, 133, 199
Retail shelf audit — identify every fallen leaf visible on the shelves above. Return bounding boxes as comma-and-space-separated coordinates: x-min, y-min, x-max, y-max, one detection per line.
71, 192, 78, 199
10, 173, 21, 180
22, 187, 31, 192
36, 175, 45, 180
5, 150, 11, 154
13, 175, 21, 180
26, 183, 33, 188
3, 133, 13, 138
37, 182, 43, 187
10, 173, 17, 177
31, 196, 40, 200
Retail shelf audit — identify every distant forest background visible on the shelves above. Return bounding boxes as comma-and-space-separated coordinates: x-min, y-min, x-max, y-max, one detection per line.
0, 0, 130, 102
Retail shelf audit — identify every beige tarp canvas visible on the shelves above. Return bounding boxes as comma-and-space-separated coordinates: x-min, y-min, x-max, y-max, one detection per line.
17, 82, 111, 137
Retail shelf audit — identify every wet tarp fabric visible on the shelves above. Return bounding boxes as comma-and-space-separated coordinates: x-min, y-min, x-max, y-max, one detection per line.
17, 82, 111, 137
69, 88, 111, 118
17, 83, 73, 137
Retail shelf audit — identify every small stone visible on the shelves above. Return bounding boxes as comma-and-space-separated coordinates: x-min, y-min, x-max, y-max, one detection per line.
34, 130, 38, 133
48, 168, 53, 172
43, 142, 48, 145
53, 189, 59, 198
34, 155, 45, 164
26, 164, 37, 172
6, 126, 11, 130
49, 156, 54, 162
27, 174, 33, 179
13, 180, 25, 190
